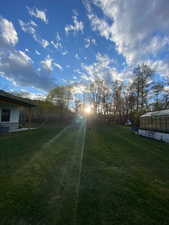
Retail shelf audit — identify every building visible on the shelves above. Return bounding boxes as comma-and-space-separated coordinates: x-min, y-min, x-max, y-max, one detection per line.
139, 109, 169, 143
0, 90, 35, 132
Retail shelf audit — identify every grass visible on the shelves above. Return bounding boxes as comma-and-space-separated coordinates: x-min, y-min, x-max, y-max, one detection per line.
0, 122, 169, 225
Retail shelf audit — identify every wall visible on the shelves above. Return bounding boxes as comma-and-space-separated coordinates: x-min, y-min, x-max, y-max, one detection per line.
140, 116, 169, 133
139, 129, 169, 143
0, 105, 20, 131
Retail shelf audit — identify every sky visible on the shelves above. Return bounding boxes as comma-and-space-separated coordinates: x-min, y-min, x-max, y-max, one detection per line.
0, 0, 169, 99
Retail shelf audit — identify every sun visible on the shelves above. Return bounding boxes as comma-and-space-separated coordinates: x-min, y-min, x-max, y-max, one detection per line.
84, 105, 92, 114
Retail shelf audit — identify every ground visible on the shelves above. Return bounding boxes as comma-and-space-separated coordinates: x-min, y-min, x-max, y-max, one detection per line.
0, 121, 169, 225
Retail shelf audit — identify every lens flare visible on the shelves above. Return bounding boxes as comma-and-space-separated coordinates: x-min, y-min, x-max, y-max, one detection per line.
84, 105, 92, 114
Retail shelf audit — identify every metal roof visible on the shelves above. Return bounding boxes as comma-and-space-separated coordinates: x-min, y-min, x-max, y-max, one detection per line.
0, 90, 36, 107
141, 109, 169, 117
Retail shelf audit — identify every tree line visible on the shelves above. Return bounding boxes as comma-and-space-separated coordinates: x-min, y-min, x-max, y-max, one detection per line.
75, 64, 169, 125
14, 63, 169, 126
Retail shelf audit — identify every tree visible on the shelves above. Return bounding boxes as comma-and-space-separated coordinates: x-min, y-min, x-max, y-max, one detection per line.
131, 64, 154, 112
162, 77, 169, 109
47, 85, 72, 108
152, 82, 164, 110
47, 85, 73, 119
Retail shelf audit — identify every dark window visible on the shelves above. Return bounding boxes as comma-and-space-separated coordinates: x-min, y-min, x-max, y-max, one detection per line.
1, 109, 11, 122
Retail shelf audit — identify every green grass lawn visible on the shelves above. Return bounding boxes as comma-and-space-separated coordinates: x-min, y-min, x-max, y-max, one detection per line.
0, 122, 169, 225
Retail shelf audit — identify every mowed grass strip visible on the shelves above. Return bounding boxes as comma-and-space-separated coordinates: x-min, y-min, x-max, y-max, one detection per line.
0, 124, 65, 177
77, 125, 169, 225
0, 122, 88, 225
0, 124, 79, 225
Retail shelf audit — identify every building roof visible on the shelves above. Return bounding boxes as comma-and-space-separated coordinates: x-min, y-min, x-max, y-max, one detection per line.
0, 90, 36, 107
141, 109, 169, 118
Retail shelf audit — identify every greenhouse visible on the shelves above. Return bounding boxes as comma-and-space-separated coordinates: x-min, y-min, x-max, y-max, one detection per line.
140, 109, 169, 133
139, 109, 169, 143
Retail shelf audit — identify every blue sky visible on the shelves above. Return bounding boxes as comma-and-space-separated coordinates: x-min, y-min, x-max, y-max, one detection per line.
0, 0, 169, 99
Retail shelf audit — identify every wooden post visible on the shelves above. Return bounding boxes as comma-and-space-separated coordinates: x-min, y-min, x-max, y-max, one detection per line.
28, 107, 32, 129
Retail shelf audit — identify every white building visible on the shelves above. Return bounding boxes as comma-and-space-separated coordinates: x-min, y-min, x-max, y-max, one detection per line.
0, 90, 35, 132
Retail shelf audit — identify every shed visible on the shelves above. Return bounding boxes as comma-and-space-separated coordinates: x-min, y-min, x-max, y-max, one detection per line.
0, 90, 35, 132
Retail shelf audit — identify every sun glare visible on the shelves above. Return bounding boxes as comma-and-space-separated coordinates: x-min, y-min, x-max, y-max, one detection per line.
84, 105, 92, 114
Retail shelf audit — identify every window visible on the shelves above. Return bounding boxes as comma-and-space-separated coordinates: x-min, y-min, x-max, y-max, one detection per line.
1, 109, 11, 122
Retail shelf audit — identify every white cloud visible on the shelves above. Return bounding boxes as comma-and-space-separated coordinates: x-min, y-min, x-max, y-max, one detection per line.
51, 32, 63, 49
144, 36, 169, 56
51, 33, 68, 56
88, 14, 111, 39
80, 74, 91, 81
72, 9, 79, 17
41, 55, 54, 71
86, 0, 169, 67
0, 50, 55, 90
40, 39, 49, 48
72, 84, 88, 94
75, 53, 80, 60
35, 50, 40, 55
146, 60, 169, 77
54, 63, 63, 71
51, 40, 62, 49
65, 16, 84, 34
41, 55, 63, 72
30, 20, 38, 27
27, 7, 48, 24
19, 19, 49, 48
56, 32, 61, 41
15, 90, 46, 100
19, 19, 36, 34
84, 38, 96, 48
73, 69, 82, 74
81, 52, 120, 83
8, 50, 32, 65
0, 17, 18, 47
62, 50, 68, 56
